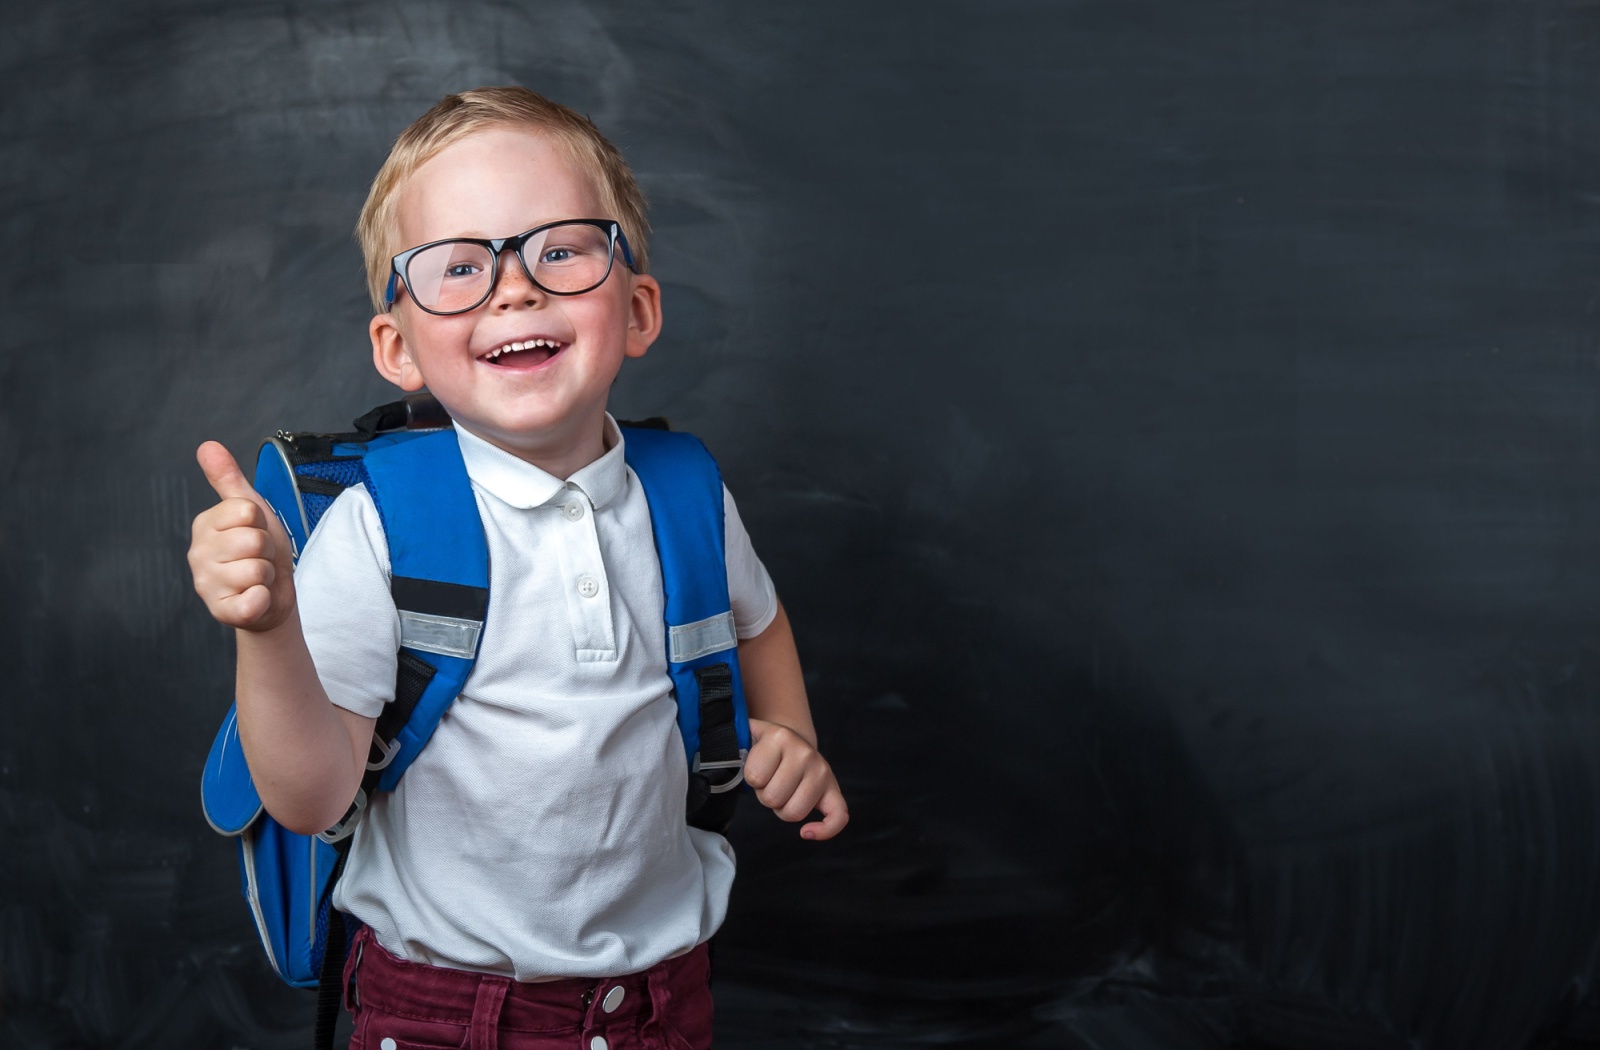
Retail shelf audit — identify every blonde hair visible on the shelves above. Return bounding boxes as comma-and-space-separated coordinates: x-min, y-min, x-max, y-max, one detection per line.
356, 86, 651, 311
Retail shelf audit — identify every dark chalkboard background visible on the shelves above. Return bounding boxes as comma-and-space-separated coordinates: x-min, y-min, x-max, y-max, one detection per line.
6, 2, 1600, 1047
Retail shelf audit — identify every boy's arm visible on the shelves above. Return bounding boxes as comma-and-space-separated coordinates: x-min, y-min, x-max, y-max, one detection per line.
738, 599, 849, 840
189, 441, 372, 835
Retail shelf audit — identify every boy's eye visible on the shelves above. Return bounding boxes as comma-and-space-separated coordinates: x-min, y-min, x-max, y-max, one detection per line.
540, 246, 577, 265
445, 261, 484, 278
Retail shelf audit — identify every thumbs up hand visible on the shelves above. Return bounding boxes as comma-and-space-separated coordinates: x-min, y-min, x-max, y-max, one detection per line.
187, 441, 297, 632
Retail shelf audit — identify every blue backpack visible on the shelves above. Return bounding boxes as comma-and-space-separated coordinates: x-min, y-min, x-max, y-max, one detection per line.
199, 395, 750, 1033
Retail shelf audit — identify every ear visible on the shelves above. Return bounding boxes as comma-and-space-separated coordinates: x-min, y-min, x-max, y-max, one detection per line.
370, 311, 426, 392
624, 273, 663, 360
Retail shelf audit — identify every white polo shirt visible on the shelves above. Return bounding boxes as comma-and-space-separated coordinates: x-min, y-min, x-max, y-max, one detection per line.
293, 418, 777, 980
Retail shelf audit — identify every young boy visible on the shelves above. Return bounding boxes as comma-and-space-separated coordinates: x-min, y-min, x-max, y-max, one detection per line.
187, 87, 846, 1049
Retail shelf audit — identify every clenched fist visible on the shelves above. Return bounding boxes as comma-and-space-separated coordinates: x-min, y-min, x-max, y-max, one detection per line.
743, 717, 849, 841
187, 441, 297, 632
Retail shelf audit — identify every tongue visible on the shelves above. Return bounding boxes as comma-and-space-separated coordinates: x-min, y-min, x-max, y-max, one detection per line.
493, 345, 555, 367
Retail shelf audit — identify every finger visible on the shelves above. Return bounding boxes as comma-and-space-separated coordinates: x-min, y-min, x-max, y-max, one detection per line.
774, 773, 824, 822
193, 560, 277, 616
209, 582, 273, 628
209, 522, 275, 564
190, 519, 272, 577
742, 752, 774, 791
800, 783, 849, 841
755, 756, 807, 814
197, 441, 260, 504
741, 726, 786, 791
192, 496, 263, 540
202, 557, 277, 596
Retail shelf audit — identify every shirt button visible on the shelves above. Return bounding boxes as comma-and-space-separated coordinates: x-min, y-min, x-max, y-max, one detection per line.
563, 501, 585, 521
602, 985, 625, 1012
577, 575, 600, 598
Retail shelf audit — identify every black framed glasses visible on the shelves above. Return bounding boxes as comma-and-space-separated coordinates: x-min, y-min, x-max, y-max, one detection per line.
384, 218, 637, 316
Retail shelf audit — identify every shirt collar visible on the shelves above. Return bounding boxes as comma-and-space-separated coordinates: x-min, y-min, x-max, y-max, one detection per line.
453, 415, 628, 511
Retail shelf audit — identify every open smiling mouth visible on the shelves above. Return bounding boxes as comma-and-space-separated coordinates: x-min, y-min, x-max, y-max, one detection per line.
483, 338, 565, 368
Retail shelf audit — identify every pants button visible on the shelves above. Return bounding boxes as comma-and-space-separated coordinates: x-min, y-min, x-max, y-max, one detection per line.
602, 985, 625, 1012
590, 1037, 609, 1050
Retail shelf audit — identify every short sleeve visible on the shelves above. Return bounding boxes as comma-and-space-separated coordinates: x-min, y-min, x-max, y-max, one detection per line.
294, 484, 402, 719
723, 484, 777, 639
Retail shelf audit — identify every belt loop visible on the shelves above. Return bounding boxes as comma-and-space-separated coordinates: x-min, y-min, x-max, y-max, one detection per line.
643, 962, 679, 1050
342, 929, 367, 1012
467, 976, 511, 1050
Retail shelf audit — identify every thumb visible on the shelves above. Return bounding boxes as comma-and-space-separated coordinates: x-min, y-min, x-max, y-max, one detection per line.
801, 784, 849, 841
196, 441, 261, 504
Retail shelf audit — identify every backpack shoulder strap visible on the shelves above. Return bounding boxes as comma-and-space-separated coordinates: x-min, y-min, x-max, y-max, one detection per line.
622, 426, 751, 832
326, 428, 490, 817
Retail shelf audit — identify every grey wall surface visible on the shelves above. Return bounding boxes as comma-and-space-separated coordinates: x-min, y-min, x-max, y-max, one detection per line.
6, 2, 1600, 1047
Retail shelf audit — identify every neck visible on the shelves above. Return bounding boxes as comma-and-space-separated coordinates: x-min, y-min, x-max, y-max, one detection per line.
458, 413, 611, 480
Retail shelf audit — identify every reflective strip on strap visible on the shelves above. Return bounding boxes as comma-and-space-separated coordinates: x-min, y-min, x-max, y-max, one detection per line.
398, 610, 482, 659
668, 610, 737, 663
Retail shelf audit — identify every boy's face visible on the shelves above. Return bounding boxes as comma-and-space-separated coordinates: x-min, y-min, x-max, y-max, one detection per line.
369, 127, 660, 468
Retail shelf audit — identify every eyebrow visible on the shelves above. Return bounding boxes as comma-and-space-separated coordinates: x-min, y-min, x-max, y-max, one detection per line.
424, 215, 597, 240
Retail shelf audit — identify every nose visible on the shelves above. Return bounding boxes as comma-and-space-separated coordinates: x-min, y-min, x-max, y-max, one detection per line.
488, 247, 542, 310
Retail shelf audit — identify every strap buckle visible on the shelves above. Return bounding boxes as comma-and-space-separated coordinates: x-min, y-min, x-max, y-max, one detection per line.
693, 748, 749, 794
366, 733, 400, 772
317, 789, 367, 843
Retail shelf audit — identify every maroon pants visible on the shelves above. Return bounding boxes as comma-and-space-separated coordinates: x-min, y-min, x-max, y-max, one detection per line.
343, 925, 714, 1050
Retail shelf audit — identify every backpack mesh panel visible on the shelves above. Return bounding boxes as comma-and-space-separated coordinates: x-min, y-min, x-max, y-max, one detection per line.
297, 459, 366, 487
301, 492, 337, 528
296, 459, 370, 534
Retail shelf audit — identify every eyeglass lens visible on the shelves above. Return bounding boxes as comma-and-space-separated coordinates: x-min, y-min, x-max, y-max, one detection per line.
404, 223, 616, 314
